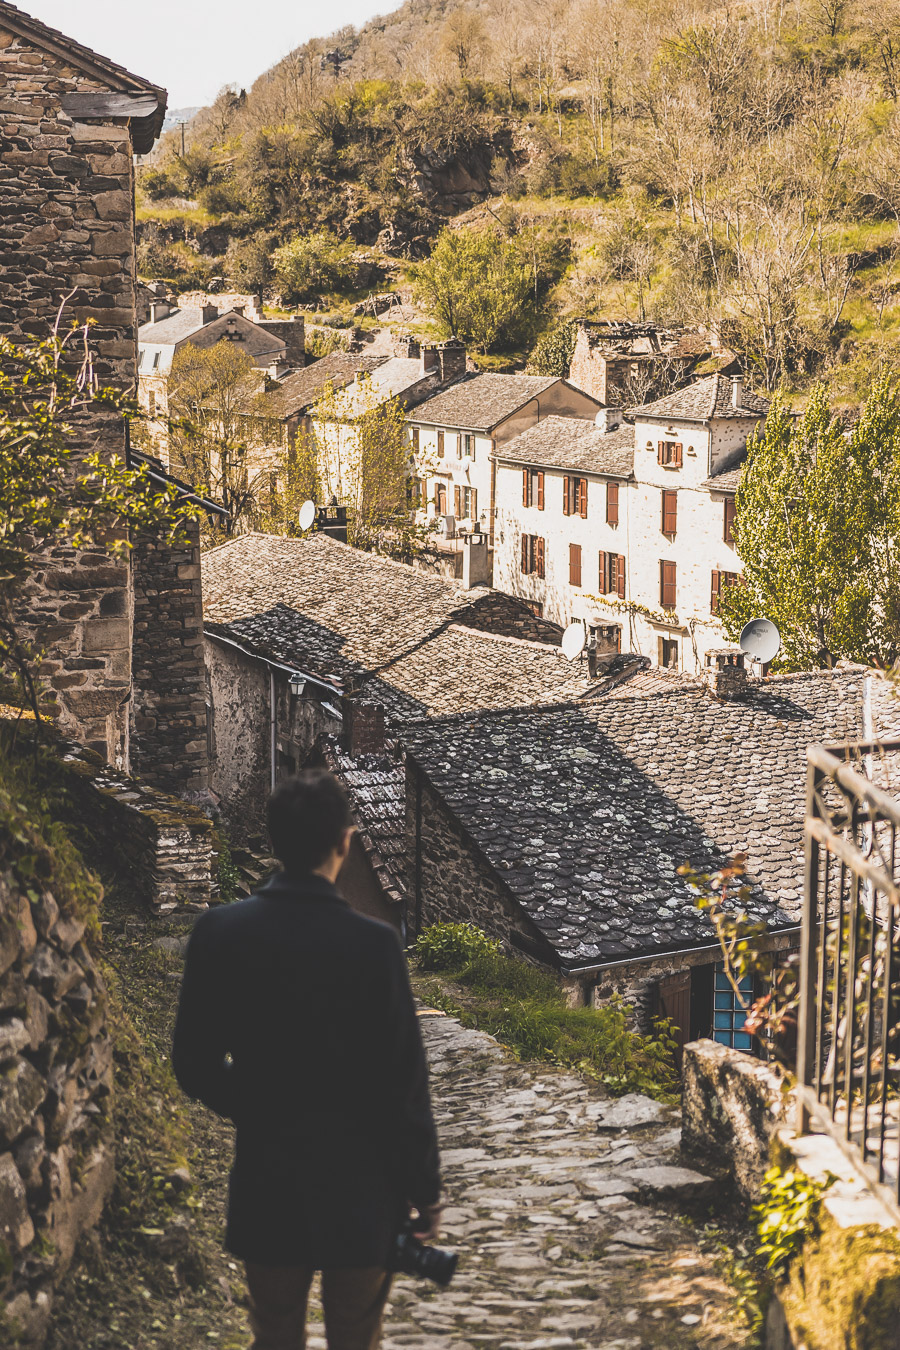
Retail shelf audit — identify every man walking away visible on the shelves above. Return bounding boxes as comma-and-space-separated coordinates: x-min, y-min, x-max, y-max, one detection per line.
172, 770, 443, 1350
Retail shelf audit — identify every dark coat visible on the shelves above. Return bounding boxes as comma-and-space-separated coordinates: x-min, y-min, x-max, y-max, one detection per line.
172, 873, 441, 1269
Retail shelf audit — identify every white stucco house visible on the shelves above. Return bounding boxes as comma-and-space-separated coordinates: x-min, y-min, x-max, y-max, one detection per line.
406, 373, 603, 538
492, 372, 769, 670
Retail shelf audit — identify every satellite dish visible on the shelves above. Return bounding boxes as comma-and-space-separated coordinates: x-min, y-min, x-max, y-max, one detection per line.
298, 499, 316, 531
739, 617, 782, 665
561, 621, 587, 662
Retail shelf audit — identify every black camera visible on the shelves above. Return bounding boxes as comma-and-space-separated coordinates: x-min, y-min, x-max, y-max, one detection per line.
391, 1221, 458, 1287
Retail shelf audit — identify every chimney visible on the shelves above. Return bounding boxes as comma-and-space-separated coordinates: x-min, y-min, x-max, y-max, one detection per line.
437, 336, 466, 385
594, 407, 623, 433
703, 648, 747, 700
420, 345, 439, 375
587, 623, 621, 676
341, 698, 385, 757
395, 334, 420, 360
149, 301, 171, 324
731, 372, 743, 410
202, 303, 220, 324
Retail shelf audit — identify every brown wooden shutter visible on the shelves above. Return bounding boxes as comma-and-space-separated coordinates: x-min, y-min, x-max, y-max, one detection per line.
662, 489, 677, 536
536, 537, 545, 578
724, 496, 736, 543
412, 427, 420, 453
674, 442, 683, 467
657, 440, 665, 464
711, 569, 720, 614
660, 560, 676, 608
454, 485, 462, 517
616, 553, 626, 598
607, 481, 618, 525
521, 535, 529, 572
470, 488, 477, 519
598, 550, 607, 592
563, 475, 571, 516
569, 543, 582, 587
656, 968, 691, 1067
437, 430, 444, 458
579, 478, 588, 518
523, 468, 530, 507
537, 471, 544, 510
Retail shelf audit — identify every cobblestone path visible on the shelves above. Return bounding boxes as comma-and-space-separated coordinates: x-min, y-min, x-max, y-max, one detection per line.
375, 1015, 746, 1350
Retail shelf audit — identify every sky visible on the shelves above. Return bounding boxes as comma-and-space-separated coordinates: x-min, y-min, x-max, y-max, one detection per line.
22, 0, 391, 108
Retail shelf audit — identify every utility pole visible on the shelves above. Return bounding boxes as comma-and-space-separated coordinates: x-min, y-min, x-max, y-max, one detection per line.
178, 120, 186, 156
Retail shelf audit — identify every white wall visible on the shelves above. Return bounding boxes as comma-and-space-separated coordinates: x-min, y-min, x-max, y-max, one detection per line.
493, 412, 757, 671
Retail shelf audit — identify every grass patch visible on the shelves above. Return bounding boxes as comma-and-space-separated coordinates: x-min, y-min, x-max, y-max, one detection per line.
411, 923, 678, 1101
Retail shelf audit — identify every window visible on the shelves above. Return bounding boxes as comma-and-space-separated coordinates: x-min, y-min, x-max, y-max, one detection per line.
411, 427, 420, 454
598, 551, 626, 598
437, 430, 445, 459
521, 535, 545, 577
569, 542, 582, 587
148, 389, 157, 418
724, 496, 736, 543
462, 432, 475, 457
524, 600, 544, 618
660, 559, 677, 608
152, 351, 160, 370
661, 489, 677, 537
659, 636, 679, 668
657, 440, 683, 467
606, 481, 619, 526
435, 482, 447, 516
563, 476, 588, 517
713, 963, 754, 1051
454, 485, 477, 519
710, 569, 740, 615
522, 468, 545, 509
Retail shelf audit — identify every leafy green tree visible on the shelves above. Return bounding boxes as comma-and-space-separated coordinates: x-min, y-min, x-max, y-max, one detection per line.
0, 326, 199, 724
527, 319, 577, 375
413, 226, 535, 353
272, 231, 357, 302
719, 381, 900, 668
255, 430, 322, 537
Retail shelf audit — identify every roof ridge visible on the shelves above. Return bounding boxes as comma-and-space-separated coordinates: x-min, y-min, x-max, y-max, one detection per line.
447, 622, 564, 654
0, 0, 165, 95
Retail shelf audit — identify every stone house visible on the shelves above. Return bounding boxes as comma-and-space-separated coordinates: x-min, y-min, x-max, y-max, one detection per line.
136, 299, 305, 465
200, 531, 599, 847
0, 1, 209, 798
492, 372, 767, 670
406, 372, 603, 548
567, 318, 737, 405
401, 664, 894, 1053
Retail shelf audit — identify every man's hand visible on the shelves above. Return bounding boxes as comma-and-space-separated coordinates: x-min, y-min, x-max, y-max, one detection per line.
410, 1201, 443, 1241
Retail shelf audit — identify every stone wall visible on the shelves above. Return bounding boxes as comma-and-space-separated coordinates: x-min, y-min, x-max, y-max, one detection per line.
131, 519, 208, 797
0, 864, 113, 1346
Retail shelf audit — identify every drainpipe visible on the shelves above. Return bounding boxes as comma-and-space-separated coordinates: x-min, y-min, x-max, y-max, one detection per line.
414, 766, 423, 938
269, 669, 276, 792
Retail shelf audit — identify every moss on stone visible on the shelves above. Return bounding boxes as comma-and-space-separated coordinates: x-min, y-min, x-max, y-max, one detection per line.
779, 1214, 900, 1350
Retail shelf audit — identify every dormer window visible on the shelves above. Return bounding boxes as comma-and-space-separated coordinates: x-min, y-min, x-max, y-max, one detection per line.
658, 440, 683, 467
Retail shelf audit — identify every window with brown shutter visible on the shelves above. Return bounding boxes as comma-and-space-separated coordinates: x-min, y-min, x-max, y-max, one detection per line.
537, 471, 544, 510
616, 552, 626, 598
606, 481, 619, 525
523, 468, 530, 506
411, 427, 420, 454
660, 560, 677, 608
523, 469, 545, 509
521, 535, 529, 572
724, 496, 736, 543
578, 478, 588, 518
435, 482, 446, 515
454, 485, 462, 518
563, 475, 571, 516
521, 535, 546, 576
658, 441, 683, 468
437, 430, 445, 458
661, 489, 678, 536
711, 569, 739, 614
536, 537, 545, 578
569, 542, 582, 587
659, 636, 679, 668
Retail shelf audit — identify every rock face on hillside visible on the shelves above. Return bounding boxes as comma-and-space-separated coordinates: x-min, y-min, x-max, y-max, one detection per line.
0, 871, 113, 1346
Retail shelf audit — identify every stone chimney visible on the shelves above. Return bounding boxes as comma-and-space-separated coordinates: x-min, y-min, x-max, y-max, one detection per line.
594, 407, 623, 433
420, 345, 439, 375
587, 624, 621, 676
731, 373, 743, 410
395, 334, 420, 360
341, 698, 385, 757
703, 648, 747, 700
438, 337, 466, 385
201, 303, 219, 324
149, 300, 171, 324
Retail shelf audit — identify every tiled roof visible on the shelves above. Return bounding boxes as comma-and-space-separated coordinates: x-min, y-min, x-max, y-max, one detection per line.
320, 738, 407, 904
703, 465, 743, 493
0, 1, 166, 96
332, 358, 440, 416
138, 308, 207, 345
495, 417, 635, 478
202, 533, 591, 722
262, 354, 387, 419
630, 373, 770, 422
408, 373, 561, 431
402, 671, 878, 968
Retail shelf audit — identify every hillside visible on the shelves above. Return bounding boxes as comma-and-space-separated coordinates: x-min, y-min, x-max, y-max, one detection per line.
137, 0, 900, 397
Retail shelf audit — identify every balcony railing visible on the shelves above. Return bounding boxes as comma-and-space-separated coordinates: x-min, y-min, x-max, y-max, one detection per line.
797, 738, 900, 1225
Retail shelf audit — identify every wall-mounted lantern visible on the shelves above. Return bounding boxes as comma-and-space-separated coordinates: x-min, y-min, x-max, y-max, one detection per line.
289, 672, 307, 698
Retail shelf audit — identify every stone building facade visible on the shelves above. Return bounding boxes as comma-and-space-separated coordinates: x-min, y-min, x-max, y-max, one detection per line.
0, 3, 209, 799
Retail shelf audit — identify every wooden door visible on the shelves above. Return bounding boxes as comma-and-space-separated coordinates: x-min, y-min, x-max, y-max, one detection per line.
656, 968, 691, 1067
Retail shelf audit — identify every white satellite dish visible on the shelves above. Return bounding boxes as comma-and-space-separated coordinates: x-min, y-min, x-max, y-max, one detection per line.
298, 499, 316, 531
739, 617, 782, 665
561, 621, 587, 662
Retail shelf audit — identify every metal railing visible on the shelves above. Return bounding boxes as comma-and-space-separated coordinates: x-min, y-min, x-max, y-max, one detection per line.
797, 739, 900, 1225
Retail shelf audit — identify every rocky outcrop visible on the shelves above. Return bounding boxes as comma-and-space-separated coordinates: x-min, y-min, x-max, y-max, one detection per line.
0, 872, 113, 1346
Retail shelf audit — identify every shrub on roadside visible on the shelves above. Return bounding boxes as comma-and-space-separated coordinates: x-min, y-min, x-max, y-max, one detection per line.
413, 921, 502, 970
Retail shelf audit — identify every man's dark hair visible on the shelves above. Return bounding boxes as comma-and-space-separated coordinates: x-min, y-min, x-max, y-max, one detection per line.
267, 770, 352, 874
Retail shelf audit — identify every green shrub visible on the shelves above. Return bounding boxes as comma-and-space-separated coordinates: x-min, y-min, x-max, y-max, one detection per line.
273, 231, 357, 303
413, 921, 502, 970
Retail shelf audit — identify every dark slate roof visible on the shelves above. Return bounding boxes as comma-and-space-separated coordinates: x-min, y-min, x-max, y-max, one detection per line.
703, 464, 743, 493
630, 373, 770, 422
320, 738, 407, 904
261, 354, 387, 419
408, 373, 561, 431
495, 417, 635, 478
402, 672, 877, 968
202, 533, 591, 722
138, 308, 207, 344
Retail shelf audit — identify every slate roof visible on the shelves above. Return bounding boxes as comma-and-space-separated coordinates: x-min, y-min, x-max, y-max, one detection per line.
333, 357, 439, 416
630, 373, 770, 422
402, 671, 879, 968
138, 308, 207, 345
408, 373, 561, 431
495, 417, 635, 478
320, 738, 407, 904
262, 354, 388, 419
202, 533, 592, 722
702, 465, 743, 493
